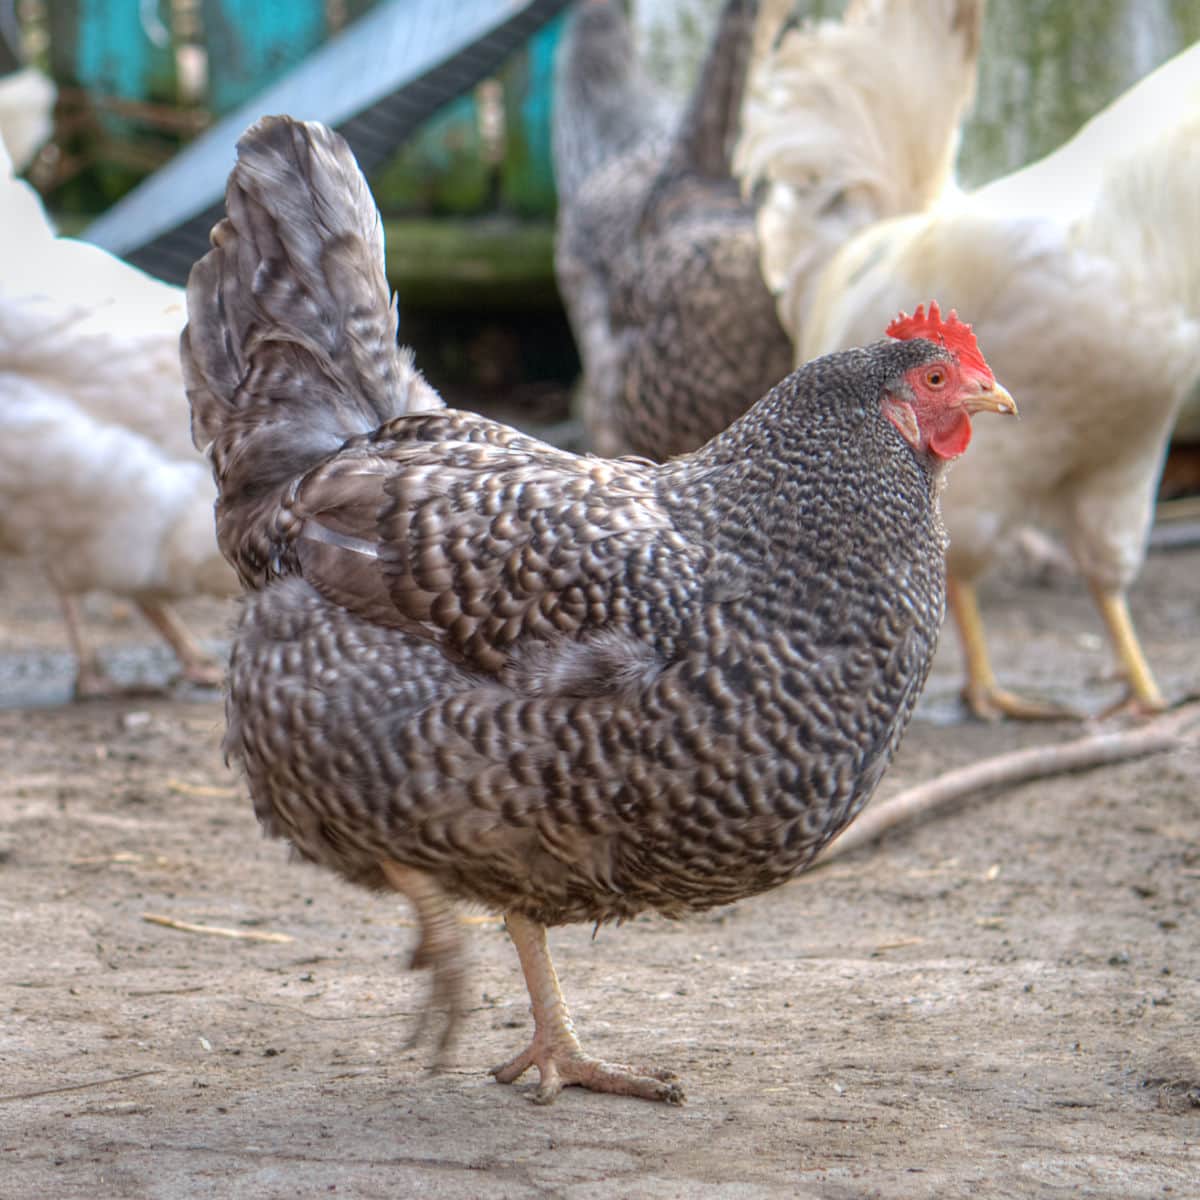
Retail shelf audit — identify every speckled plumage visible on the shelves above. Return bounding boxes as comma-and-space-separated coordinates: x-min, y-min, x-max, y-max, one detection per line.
184, 115, 964, 1100
554, 0, 794, 460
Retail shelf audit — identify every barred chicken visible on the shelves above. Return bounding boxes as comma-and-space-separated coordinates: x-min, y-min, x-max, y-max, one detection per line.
182, 116, 1015, 1104
740, 8, 1200, 719
0, 132, 237, 698
554, 0, 793, 459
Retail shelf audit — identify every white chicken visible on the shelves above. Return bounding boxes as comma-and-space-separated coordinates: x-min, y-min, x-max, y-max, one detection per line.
0, 133, 237, 698
0, 64, 55, 172
738, 6, 1200, 719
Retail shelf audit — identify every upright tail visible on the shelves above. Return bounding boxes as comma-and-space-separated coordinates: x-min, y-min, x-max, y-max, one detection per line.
734, 0, 983, 336
550, 0, 674, 203
181, 116, 441, 589
655, 0, 764, 186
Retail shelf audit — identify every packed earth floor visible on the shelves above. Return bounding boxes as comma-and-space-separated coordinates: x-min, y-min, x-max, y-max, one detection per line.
1, 540, 1198, 1198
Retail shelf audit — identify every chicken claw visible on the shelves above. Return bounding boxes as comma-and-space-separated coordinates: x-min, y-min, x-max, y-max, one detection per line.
949, 577, 1081, 721
962, 681, 1081, 723
379, 861, 466, 1066
493, 912, 684, 1105
137, 600, 225, 689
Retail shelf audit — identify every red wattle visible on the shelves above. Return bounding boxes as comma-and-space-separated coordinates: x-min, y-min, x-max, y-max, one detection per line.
930, 413, 972, 460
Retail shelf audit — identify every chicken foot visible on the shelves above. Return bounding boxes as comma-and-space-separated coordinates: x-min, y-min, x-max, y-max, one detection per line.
137, 599, 225, 688
491, 911, 684, 1106
378, 861, 466, 1067
55, 589, 122, 700
49, 575, 223, 698
948, 576, 1080, 721
1089, 583, 1167, 718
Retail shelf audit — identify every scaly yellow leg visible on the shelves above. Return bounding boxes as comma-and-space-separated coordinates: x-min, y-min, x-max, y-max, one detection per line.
137, 599, 225, 687
947, 575, 1077, 721
1088, 584, 1167, 716
491, 912, 683, 1105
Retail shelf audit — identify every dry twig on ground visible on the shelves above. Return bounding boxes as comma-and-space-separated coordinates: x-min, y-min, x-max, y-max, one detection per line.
142, 913, 294, 943
816, 702, 1200, 866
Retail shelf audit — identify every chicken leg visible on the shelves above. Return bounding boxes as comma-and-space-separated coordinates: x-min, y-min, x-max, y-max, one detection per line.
947, 575, 1078, 721
50, 575, 223, 698
55, 589, 118, 700
491, 911, 684, 1105
378, 860, 466, 1065
137, 599, 225, 688
1089, 583, 1167, 717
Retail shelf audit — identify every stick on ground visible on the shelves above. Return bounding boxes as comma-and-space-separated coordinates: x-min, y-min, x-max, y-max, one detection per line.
816, 701, 1200, 866
142, 913, 294, 943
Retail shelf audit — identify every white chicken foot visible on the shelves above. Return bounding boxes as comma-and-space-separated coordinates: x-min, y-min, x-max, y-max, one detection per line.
378, 861, 466, 1067
948, 576, 1081, 721
137, 599, 225, 688
58, 591, 119, 700
491, 912, 684, 1106
51, 585, 153, 700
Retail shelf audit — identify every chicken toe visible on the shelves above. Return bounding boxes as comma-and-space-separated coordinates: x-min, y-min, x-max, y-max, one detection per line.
378, 861, 466, 1066
493, 912, 684, 1105
137, 600, 225, 688
949, 577, 1080, 721
962, 680, 1081, 723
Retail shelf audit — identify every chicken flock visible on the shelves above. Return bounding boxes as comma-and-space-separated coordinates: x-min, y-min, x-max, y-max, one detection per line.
1, 0, 1195, 1107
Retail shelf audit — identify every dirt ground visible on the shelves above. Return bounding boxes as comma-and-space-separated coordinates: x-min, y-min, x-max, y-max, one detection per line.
1, 540, 1198, 1199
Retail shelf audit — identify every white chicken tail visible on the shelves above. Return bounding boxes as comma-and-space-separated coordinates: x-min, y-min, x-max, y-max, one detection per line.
734, 0, 983, 337
181, 116, 441, 588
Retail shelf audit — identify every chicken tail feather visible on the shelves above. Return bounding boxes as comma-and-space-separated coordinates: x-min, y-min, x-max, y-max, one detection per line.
734, 0, 983, 337
551, 0, 674, 204
181, 115, 441, 588
660, 0, 762, 185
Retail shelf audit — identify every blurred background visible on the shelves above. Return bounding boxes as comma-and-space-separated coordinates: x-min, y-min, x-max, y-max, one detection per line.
5, 0, 1200, 452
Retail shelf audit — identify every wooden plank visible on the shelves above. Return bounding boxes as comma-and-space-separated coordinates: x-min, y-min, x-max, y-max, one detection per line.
82, 0, 573, 281
382, 216, 556, 309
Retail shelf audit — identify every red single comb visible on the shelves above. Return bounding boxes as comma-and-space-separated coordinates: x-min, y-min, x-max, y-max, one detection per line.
886, 302, 992, 380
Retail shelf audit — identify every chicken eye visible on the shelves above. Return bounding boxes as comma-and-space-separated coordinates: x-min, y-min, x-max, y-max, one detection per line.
924, 367, 947, 389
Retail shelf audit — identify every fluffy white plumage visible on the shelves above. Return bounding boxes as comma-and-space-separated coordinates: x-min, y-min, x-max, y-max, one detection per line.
735, 0, 982, 340
738, 8, 1200, 718
0, 132, 237, 697
0, 65, 55, 172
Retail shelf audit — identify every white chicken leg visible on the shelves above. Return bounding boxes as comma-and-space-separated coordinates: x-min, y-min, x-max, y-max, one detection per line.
491, 912, 684, 1105
947, 575, 1169, 722
55, 589, 120, 700
136, 598, 225, 687
51, 579, 223, 698
1089, 583, 1168, 718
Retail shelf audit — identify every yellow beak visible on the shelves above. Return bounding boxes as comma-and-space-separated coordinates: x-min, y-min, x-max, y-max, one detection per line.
963, 379, 1018, 417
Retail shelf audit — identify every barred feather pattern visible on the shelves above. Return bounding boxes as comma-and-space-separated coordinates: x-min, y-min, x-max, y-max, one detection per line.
182, 116, 441, 588
185, 116, 953, 928
554, 0, 794, 460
